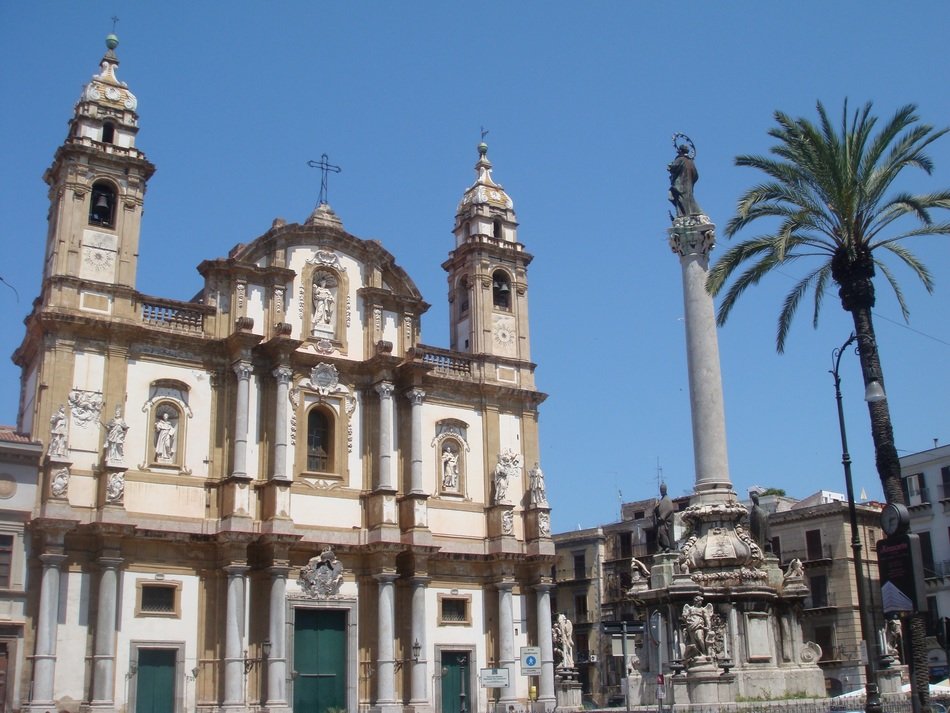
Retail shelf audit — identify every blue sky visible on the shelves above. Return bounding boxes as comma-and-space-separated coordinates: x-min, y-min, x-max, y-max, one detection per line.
1, 3, 948, 531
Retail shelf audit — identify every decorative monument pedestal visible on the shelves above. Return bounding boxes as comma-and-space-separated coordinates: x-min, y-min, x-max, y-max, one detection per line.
554, 669, 582, 712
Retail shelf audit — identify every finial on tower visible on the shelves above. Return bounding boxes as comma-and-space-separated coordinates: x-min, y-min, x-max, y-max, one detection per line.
106, 16, 119, 51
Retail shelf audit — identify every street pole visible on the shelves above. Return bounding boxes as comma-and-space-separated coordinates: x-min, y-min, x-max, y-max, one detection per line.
620, 621, 630, 713
832, 333, 883, 713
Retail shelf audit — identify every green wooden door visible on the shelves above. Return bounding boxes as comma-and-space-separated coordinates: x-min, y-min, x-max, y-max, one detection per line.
440, 651, 469, 713
136, 648, 176, 713
293, 609, 346, 713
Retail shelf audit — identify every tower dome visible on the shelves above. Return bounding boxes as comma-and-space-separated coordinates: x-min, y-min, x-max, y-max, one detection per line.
78, 34, 138, 115
454, 142, 518, 246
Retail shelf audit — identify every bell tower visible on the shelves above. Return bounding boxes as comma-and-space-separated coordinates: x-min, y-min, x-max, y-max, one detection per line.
444, 142, 533, 361
41, 33, 154, 303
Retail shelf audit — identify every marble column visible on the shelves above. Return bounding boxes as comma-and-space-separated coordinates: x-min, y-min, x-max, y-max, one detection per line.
91, 556, 123, 706
30, 552, 67, 706
232, 361, 253, 479
669, 219, 732, 498
497, 581, 517, 704
375, 573, 398, 707
406, 389, 426, 495
409, 576, 429, 707
265, 565, 290, 709
223, 565, 248, 707
535, 583, 556, 707
375, 382, 395, 491
272, 366, 293, 481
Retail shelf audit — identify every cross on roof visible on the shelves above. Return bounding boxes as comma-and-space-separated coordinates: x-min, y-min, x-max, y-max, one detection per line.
307, 154, 342, 207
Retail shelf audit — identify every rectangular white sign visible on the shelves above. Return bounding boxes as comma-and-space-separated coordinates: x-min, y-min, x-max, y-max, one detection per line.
480, 668, 510, 688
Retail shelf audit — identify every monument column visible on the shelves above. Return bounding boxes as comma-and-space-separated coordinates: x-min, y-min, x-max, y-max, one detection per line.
497, 580, 517, 705
669, 211, 731, 500
535, 582, 556, 708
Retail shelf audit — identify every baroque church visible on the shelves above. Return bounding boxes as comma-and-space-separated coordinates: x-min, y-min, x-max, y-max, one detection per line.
5, 35, 555, 713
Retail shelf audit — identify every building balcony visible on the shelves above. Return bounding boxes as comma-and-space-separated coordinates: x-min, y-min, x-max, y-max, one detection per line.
780, 544, 834, 567
556, 566, 597, 582
139, 298, 211, 335
803, 592, 838, 611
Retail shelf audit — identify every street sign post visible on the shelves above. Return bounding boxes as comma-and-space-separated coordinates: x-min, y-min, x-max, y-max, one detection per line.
520, 646, 542, 676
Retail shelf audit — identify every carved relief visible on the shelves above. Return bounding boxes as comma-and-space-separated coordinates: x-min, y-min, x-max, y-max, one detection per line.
501, 509, 514, 535
289, 387, 299, 446
68, 390, 104, 428
236, 281, 246, 310
50, 467, 70, 498
346, 295, 351, 327
105, 471, 125, 504
492, 449, 522, 505
373, 308, 382, 334
306, 250, 344, 271
538, 511, 551, 537
274, 287, 284, 315
298, 547, 345, 598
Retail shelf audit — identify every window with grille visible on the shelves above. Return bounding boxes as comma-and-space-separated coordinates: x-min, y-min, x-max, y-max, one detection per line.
307, 409, 331, 471
438, 595, 471, 625
136, 581, 180, 617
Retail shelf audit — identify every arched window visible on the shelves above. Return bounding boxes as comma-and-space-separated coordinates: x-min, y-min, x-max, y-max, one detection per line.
307, 408, 333, 472
492, 270, 511, 310
493, 219, 503, 239
458, 276, 470, 316
89, 181, 117, 228
102, 122, 115, 144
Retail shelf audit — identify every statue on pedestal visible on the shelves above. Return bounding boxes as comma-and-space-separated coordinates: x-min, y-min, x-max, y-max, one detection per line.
668, 134, 702, 219
748, 491, 771, 553
553, 613, 575, 670
653, 483, 675, 551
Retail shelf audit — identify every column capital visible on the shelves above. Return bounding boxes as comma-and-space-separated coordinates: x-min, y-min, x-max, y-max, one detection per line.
409, 574, 431, 586
273, 365, 293, 384
39, 552, 67, 567
495, 579, 516, 592
668, 217, 716, 258
533, 580, 554, 592
374, 571, 399, 584
405, 388, 426, 405
375, 381, 395, 399
267, 564, 292, 578
224, 563, 250, 577
98, 556, 124, 570
233, 360, 253, 381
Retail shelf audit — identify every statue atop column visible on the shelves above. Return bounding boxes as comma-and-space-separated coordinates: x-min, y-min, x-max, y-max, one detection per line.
748, 491, 771, 553
668, 133, 702, 219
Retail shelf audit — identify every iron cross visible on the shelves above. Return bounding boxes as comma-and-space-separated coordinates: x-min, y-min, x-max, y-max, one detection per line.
307, 154, 342, 207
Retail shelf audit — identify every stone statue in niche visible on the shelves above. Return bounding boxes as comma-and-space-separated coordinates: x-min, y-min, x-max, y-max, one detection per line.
441, 443, 460, 490
48, 405, 69, 459
528, 462, 548, 507
311, 272, 337, 336
104, 405, 129, 464
154, 410, 177, 462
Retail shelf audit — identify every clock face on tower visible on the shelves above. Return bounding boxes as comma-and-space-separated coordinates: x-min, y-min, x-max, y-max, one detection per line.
492, 314, 516, 352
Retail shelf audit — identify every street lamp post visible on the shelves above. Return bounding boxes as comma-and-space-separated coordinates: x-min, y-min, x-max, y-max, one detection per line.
831, 332, 886, 713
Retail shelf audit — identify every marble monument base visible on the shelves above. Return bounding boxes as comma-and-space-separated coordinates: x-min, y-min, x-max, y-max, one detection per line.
555, 669, 582, 712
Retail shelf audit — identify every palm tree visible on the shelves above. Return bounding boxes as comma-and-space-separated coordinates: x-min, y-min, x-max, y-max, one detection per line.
707, 100, 950, 712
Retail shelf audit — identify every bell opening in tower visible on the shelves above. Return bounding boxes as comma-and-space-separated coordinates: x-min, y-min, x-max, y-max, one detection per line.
89, 181, 116, 228
492, 270, 511, 310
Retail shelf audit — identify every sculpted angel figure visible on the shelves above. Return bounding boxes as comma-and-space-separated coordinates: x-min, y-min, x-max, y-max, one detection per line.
682, 595, 714, 658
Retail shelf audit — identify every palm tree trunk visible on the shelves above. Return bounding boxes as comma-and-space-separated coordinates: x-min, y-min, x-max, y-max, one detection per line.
851, 306, 931, 711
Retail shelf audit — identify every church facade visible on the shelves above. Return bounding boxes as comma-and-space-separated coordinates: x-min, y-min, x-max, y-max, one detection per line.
10, 35, 554, 713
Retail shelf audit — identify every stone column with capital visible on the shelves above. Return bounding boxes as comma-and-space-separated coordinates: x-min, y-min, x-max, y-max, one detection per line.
406, 388, 425, 495
668, 216, 732, 501
535, 583, 557, 709
272, 366, 293, 481
265, 565, 290, 711
223, 565, 248, 708
409, 576, 430, 710
373, 573, 400, 713
375, 382, 395, 491
497, 581, 517, 705
91, 556, 123, 708
29, 552, 67, 709
232, 361, 253, 480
